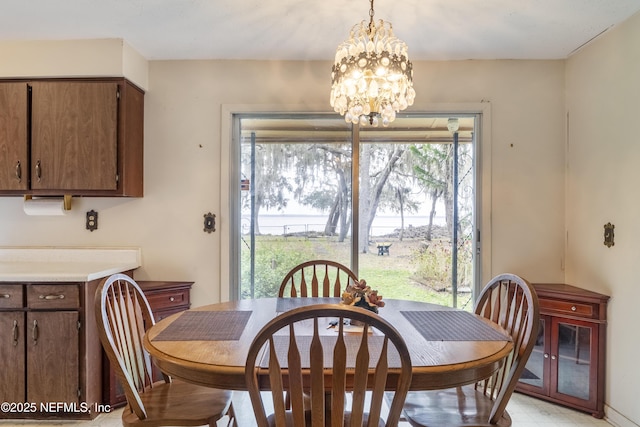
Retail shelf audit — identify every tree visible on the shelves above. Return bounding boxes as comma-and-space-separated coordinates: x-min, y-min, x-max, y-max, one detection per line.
376, 155, 421, 241
302, 144, 352, 242
358, 144, 406, 252
241, 142, 293, 235
409, 144, 450, 241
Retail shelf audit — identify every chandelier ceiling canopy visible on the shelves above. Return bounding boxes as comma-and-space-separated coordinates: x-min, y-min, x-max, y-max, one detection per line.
330, 0, 416, 127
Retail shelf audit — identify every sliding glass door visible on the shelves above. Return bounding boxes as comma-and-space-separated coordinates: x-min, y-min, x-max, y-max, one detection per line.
234, 113, 478, 308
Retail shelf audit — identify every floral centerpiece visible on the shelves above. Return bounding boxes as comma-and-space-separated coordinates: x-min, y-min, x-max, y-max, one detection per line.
341, 279, 385, 314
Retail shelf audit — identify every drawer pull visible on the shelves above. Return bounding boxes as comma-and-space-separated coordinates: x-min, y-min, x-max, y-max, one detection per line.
1, 294, 10, 299
32, 320, 38, 345
39, 294, 65, 300
12, 320, 19, 346
571, 305, 577, 311
169, 297, 175, 302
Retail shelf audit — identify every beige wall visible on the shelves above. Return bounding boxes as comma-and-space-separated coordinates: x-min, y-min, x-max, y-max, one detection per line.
0, 54, 567, 305
0, 39, 148, 89
566, 11, 640, 427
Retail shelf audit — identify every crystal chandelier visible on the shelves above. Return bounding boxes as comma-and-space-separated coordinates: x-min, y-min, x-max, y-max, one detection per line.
330, 0, 416, 127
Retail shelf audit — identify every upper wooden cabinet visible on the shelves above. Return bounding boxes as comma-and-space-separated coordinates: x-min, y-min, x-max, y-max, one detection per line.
0, 82, 28, 191
0, 78, 144, 197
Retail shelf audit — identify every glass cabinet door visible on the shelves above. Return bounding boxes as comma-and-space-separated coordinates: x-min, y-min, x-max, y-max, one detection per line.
554, 321, 594, 401
551, 318, 599, 409
519, 317, 546, 392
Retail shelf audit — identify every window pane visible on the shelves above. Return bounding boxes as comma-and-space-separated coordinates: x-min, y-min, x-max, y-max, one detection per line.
239, 115, 352, 298
236, 113, 477, 307
357, 116, 475, 308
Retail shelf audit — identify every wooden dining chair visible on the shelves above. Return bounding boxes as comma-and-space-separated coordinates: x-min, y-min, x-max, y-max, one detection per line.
95, 273, 235, 427
279, 260, 359, 298
245, 304, 413, 427
401, 273, 540, 427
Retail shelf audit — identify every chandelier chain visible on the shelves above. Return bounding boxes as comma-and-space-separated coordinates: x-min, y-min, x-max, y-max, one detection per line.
369, 0, 375, 26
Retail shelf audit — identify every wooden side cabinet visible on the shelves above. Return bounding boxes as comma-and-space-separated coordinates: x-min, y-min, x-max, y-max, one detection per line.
0, 280, 103, 420
516, 283, 610, 418
102, 280, 193, 407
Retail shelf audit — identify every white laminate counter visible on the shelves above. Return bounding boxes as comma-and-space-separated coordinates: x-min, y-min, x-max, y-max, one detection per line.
0, 247, 141, 282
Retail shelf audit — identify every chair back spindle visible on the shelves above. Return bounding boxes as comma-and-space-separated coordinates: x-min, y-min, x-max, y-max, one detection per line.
474, 274, 540, 424
245, 304, 412, 427
95, 273, 235, 427
402, 273, 539, 427
279, 260, 359, 298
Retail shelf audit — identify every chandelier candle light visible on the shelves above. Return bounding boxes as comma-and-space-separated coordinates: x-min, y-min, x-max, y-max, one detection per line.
330, 0, 416, 127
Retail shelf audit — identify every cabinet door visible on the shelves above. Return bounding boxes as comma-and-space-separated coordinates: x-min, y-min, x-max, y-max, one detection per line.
0, 312, 25, 402
30, 81, 118, 191
0, 82, 29, 191
518, 316, 550, 395
550, 317, 599, 409
26, 311, 79, 405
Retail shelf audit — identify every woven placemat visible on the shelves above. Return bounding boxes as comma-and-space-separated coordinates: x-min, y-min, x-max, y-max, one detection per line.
401, 310, 510, 341
276, 297, 341, 313
262, 335, 402, 369
152, 310, 252, 341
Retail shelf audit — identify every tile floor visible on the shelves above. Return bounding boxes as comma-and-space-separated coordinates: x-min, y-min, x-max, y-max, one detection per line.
0, 392, 613, 426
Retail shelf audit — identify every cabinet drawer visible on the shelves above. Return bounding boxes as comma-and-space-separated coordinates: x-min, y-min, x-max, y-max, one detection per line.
27, 284, 80, 309
539, 298, 593, 317
0, 284, 23, 309
145, 289, 189, 311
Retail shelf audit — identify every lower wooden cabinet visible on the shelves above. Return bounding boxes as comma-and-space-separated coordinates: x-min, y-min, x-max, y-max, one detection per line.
0, 281, 103, 420
516, 283, 609, 418
102, 280, 193, 407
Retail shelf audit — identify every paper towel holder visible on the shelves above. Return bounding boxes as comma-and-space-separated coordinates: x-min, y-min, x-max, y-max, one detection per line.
24, 195, 73, 211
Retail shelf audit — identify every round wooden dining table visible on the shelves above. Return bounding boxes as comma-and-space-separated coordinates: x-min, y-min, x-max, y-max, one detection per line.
143, 298, 513, 392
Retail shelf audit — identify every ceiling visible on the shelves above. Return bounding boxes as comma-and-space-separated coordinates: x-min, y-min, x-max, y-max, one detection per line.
1, 0, 639, 61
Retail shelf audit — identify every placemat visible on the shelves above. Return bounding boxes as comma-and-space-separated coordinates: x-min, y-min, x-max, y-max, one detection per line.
152, 310, 252, 341
276, 297, 341, 313
262, 335, 402, 369
401, 310, 510, 341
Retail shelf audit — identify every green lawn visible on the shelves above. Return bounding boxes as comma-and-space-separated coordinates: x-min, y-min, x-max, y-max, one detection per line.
241, 235, 473, 309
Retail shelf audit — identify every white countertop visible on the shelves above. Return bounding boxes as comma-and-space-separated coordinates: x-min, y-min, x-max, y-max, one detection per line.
0, 247, 141, 282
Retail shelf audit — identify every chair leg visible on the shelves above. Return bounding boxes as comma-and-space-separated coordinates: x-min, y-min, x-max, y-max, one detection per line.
213, 401, 236, 427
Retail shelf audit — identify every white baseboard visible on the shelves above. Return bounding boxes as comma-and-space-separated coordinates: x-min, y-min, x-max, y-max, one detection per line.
606, 404, 640, 427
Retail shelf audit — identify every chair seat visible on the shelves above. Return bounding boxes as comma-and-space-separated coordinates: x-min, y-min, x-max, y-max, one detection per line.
122, 378, 233, 427
402, 386, 512, 427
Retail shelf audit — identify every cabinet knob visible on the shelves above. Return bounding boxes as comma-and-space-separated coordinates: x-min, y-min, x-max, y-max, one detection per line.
32, 319, 39, 345
551, 355, 557, 360
12, 320, 19, 346
169, 297, 175, 302
0, 294, 10, 299
571, 305, 577, 311
544, 353, 549, 359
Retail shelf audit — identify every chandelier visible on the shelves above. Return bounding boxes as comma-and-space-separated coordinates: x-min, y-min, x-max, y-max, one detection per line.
330, 0, 415, 127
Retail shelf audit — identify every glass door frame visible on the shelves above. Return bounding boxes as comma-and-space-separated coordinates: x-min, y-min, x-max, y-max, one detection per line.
220, 103, 492, 302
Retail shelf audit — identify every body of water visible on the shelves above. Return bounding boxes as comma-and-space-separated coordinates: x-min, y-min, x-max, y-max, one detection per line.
242, 214, 445, 237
